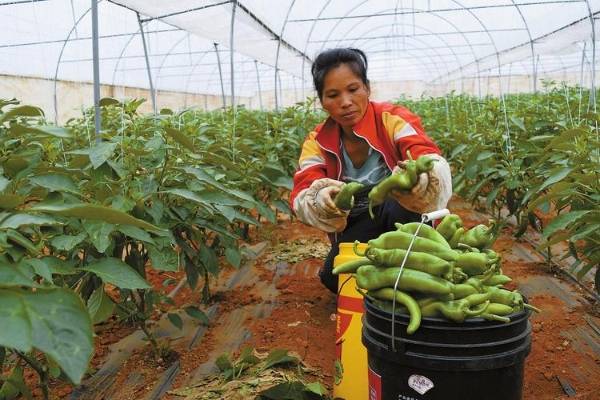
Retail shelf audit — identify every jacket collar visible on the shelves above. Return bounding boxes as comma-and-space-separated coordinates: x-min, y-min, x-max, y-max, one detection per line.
315, 101, 377, 153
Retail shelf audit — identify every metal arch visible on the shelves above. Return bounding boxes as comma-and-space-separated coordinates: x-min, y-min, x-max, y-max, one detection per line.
338, 18, 466, 89
450, 0, 511, 152
348, 27, 455, 84
316, 2, 482, 95
53, 1, 105, 124
182, 48, 212, 107
584, 0, 596, 107
110, 28, 142, 87
510, 0, 537, 92
300, 0, 333, 100
274, 0, 296, 110
152, 30, 193, 98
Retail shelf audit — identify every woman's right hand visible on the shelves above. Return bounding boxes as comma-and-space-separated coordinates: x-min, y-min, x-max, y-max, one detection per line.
293, 178, 349, 232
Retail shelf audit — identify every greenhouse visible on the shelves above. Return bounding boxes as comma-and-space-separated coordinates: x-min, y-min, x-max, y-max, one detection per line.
0, 0, 598, 399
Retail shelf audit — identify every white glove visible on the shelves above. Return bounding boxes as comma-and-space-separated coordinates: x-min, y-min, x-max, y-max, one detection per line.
390, 154, 452, 214
293, 178, 349, 233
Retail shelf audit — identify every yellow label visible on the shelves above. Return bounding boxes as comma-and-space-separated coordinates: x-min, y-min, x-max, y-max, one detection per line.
333, 242, 368, 400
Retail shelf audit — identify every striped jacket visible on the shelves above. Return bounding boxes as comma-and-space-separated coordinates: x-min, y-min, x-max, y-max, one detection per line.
290, 101, 442, 211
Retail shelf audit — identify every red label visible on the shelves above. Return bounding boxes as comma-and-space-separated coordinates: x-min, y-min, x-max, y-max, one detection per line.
368, 367, 382, 400
338, 294, 364, 313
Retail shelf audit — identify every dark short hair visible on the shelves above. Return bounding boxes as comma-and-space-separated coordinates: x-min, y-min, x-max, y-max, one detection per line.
311, 48, 369, 100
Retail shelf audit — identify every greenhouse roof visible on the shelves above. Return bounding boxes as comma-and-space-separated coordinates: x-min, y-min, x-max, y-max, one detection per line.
1, 0, 599, 100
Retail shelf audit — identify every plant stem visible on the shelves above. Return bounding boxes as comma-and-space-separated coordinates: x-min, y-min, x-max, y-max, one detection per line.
16, 351, 49, 400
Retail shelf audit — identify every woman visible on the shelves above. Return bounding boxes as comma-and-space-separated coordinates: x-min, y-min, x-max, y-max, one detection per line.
290, 48, 452, 293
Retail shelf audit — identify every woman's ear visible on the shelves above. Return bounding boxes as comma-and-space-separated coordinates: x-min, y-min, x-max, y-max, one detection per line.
366, 83, 371, 97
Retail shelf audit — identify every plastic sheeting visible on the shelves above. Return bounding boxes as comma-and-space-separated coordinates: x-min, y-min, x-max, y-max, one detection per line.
0, 0, 599, 101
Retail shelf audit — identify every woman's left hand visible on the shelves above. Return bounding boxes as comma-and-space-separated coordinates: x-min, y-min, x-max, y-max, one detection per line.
389, 154, 452, 213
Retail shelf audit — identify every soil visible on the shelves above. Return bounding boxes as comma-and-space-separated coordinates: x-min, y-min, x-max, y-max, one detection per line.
8, 197, 600, 399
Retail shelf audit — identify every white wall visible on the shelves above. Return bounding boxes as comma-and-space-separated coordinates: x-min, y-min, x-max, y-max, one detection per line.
0, 74, 251, 123
1, 71, 594, 124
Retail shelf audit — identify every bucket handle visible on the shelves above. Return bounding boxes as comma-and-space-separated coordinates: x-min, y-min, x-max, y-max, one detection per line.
390, 208, 450, 351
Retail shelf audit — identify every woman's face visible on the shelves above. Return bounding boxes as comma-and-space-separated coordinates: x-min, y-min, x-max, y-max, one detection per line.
320, 63, 370, 133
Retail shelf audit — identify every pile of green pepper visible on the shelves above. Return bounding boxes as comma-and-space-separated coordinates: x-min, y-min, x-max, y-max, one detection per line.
333, 214, 539, 334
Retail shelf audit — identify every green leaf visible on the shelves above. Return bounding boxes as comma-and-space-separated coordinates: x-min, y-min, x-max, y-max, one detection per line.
262, 349, 299, 370
99, 97, 121, 107
256, 202, 276, 223
18, 125, 71, 139
273, 200, 291, 215
30, 174, 80, 194
0, 194, 25, 210
304, 382, 327, 396
194, 190, 245, 207
0, 365, 26, 400
225, 246, 242, 268
83, 222, 114, 253
0, 214, 61, 229
27, 257, 76, 276
26, 258, 53, 283
258, 381, 307, 399
0, 105, 44, 124
146, 243, 178, 272
0, 264, 38, 288
184, 306, 209, 324
117, 225, 155, 244
89, 142, 118, 169
476, 151, 495, 161
80, 258, 151, 289
22, 288, 93, 384
543, 211, 591, 239
215, 354, 233, 372
30, 203, 162, 232
163, 189, 213, 209
165, 127, 195, 151
50, 233, 87, 251
509, 116, 526, 131
87, 286, 115, 324
199, 246, 219, 276
167, 313, 183, 330
0, 288, 93, 384
537, 167, 573, 193
0, 290, 31, 351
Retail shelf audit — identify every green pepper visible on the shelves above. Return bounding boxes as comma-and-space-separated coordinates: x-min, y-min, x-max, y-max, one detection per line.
448, 227, 465, 248
361, 232, 458, 262
331, 257, 372, 275
368, 288, 421, 334
334, 182, 365, 211
436, 214, 463, 241
420, 298, 490, 322
355, 265, 454, 295
415, 154, 437, 174
461, 222, 497, 250
364, 247, 452, 276
395, 222, 451, 248
453, 283, 479, 299
455, 252, 495, 276
480, 273, 512, 286
367, 168, 415, 218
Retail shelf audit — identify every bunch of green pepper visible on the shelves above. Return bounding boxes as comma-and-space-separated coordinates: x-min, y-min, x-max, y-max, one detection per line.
367, 151, 436, 218
332, 215, 539, 334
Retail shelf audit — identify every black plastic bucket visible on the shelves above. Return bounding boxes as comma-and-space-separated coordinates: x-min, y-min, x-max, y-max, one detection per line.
362, 296, 532, 400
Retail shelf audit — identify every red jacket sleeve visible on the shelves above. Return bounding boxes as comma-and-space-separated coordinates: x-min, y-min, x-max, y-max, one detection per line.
289, 129, 328, 211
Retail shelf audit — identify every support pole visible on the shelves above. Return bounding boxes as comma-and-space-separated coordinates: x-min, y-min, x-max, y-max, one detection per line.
137, 12, 157, 115
254, 60, 263, 110
214, 42, 226, 108
91, 0, 101, 142
229, 1, 237, 108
